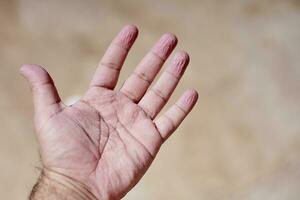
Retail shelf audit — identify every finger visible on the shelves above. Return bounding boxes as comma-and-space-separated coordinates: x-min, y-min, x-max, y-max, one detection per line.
89, 25, 138, 89
154, 89, 198, 140
20, 64, 63, 115
139, 51, 189, 118
120, 33, 177, 102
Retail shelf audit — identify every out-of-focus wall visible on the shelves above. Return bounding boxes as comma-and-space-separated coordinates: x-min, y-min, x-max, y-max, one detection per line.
0, 0, 299, 199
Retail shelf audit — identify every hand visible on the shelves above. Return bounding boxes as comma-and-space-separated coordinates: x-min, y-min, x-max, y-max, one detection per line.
21, 25, 198, 200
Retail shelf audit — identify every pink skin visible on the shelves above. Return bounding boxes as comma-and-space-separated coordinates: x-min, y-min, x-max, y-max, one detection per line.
20, 25, 198, 200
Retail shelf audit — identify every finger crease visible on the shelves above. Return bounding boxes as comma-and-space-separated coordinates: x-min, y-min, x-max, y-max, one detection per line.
32, 81, 56, 95
150, 89, 167, 102
32, 81, 53, 91
163, 114, 176, 132
150, 51, 166, 62
133, 72, 151, 84
165, 70, 180, 80
112, 42, 130, 51
48, 99, 62, 106
100, 62, 121, 71
141, 106, 155, 119
174, 103, 188, 115
121, 88, 139, 102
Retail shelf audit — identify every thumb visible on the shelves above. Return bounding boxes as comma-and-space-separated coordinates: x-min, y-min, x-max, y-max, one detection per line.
20, 64, 63, 117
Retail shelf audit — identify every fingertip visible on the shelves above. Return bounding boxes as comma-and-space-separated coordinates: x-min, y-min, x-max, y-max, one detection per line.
162, 33, 178, 45
152, 33, 178, 60
20, 64, 33, 74
19, 64, 27, 76
160, 33, 178, 53
185, 88, 199, 101
186, 88, 198, 97
20, 63, 43, 72
115, 25, 139, 48
179, 89, 199, 110
121, 24, 139, 39
169, 51, 190, 76
176, 50, 189, 62
19, 64, 38, 78
123, 24, 139, 34
19, 64, 61, 110
19, 64, 51, 84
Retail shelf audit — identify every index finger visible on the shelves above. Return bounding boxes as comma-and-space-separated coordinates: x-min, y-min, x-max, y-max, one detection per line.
89, 25, 138, 89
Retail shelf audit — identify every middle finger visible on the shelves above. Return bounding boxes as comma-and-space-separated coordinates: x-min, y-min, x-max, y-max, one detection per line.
120, 33, 177, 102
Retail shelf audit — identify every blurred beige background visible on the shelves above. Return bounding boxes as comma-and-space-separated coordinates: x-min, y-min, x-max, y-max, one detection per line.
1, 0, 300, 199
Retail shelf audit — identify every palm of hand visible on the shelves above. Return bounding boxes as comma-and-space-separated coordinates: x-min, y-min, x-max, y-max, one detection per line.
41, 87, 161, 198
21, 25, 198, 199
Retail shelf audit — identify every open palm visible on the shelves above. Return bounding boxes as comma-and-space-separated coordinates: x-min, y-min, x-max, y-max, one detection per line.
21, 25, 198, 199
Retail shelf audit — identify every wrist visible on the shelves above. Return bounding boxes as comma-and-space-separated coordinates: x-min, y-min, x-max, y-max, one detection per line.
30, 168, 98, 200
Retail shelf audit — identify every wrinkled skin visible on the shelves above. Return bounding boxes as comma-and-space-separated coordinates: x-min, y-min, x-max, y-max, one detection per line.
21, 25, 198, 199
39, 88, 162, 198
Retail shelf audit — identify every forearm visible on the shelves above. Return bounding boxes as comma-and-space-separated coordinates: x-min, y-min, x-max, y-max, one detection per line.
30, 169, 98, 200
